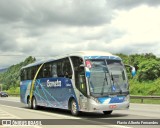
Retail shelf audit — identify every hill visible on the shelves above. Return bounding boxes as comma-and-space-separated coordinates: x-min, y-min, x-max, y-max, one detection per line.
0, 56, 36, 92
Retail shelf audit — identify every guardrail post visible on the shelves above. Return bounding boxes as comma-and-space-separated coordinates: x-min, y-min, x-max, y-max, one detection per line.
141, 98, 143, 103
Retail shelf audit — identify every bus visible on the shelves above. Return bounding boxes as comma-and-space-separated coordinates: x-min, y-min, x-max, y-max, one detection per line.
20, 51, 136, 116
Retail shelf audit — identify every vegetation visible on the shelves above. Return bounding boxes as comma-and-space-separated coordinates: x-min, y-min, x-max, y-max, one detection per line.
117, 53, 160, 96
0, 53, 160, 98
0, 56, 36, 94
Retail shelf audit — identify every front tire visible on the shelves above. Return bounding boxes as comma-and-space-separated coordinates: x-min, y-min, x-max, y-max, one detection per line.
70, 99, 79, 116
103, 110, 113, 115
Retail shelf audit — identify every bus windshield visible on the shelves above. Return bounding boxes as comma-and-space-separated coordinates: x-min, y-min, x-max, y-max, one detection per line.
88, 59, 128, 97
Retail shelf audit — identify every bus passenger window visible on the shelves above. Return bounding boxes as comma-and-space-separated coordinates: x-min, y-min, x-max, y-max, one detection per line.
37, 65, 43, 78
62, 58, 72, 79
31, 67, 36, 79
57, 61, 63, 77
20, 69, 25, 81
52, 64, 57, 77
24, 69, 28, 80
43, 64, 52, 78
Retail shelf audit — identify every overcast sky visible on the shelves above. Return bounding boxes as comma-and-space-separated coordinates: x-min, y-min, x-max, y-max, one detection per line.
0, 0, 160, 68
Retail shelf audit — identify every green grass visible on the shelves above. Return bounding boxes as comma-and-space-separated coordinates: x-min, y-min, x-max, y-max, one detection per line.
130, 78, 160, 96
129, 79, 160, 104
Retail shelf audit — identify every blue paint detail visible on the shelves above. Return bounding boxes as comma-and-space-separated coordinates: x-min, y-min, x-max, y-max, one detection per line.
20, 80, 31, 104
85, 67, 91, 78
20, 77, 79, 110
110, 96, 125, 103
84, 56, 121, 60
98, 97, 109, 104
112, 85, 116, 92
98, 96, 125, 104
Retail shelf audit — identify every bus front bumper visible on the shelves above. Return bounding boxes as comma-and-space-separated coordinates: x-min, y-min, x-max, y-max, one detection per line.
87, 100, 130, 112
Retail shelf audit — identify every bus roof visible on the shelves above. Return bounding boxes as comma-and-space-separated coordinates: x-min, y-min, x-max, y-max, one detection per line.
22, 51, 121, 69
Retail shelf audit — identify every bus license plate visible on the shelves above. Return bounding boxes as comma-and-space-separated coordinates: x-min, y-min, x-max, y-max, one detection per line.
109, 105, 117, 109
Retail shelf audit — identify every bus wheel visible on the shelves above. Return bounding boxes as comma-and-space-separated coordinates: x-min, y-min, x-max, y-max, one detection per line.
103, 110, 112, 115
27, 97, 33, 109
70, 99, 79, 116
32, 97, 38, 110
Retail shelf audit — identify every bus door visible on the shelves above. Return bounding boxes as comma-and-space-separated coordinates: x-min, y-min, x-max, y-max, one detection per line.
78, 72, 88, 111
71, 57, 88, 111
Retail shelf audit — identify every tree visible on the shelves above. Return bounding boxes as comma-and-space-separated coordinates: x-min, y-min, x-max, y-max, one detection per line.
138, 59, 160, 81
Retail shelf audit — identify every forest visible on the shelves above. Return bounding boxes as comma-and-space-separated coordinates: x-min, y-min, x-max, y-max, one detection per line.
0, 53, 160, 96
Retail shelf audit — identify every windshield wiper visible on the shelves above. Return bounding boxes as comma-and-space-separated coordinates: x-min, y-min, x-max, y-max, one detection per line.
110, 73, 123, 94
101, 71, 108, 95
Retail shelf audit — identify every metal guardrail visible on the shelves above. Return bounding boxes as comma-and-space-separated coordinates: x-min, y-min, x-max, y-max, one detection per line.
8, 94, 20, 97
130, 95, 160, 103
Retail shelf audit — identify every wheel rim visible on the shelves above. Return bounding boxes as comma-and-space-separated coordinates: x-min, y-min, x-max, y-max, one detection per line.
28, 99, 31, 108
33, 98, 36, 109
72, 101, 77, 114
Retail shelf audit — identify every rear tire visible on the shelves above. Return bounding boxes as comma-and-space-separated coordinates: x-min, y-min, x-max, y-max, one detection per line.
27, 97, 33, 109
32, 97, 38, 110
70, 99, 79, 116
103, 110, 113, 115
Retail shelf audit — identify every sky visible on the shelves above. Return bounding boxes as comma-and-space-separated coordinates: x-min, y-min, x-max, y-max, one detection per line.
0, 0, 160, 68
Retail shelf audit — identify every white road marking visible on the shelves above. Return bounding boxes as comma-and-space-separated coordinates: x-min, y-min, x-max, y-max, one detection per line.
0, 106, 42, 128
0, 109, 19, 119
0, 104, 133, 128
0, 104, 81, 119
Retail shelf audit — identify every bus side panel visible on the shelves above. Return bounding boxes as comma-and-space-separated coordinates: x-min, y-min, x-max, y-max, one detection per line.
33, 77, 78, 110
20, 80, 32, 104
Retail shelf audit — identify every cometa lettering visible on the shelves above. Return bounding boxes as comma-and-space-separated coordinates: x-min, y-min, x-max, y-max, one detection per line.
47, 80, 61, 87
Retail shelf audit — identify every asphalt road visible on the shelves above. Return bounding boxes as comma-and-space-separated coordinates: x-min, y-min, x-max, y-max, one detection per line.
0, 97, 160, 128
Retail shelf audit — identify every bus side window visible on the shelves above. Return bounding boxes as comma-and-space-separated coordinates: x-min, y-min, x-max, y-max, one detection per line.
24, 69, 28, 80
62, 58, 72, 79
20, 69, 25, 81
43, 63, 52, 78
37, 65, 43, 79
30, 67, 36, 79
51, 63, 57, 78
57, 60, 63, 77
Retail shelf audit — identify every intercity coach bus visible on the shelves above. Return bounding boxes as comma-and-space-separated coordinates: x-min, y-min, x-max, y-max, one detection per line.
20, 51, 136, 116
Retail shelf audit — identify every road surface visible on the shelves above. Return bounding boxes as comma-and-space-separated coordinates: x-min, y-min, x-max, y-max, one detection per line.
0, 97, 159, 128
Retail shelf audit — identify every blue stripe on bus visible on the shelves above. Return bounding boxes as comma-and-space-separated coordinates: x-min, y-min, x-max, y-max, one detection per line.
20, 77, 78, 110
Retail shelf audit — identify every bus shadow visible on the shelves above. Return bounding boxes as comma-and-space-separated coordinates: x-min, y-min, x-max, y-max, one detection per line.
22, 106, 128, 118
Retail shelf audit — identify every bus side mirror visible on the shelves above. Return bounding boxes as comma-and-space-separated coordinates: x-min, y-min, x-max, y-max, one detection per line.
131, 66, 136, 77
125, 64, 136, 77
